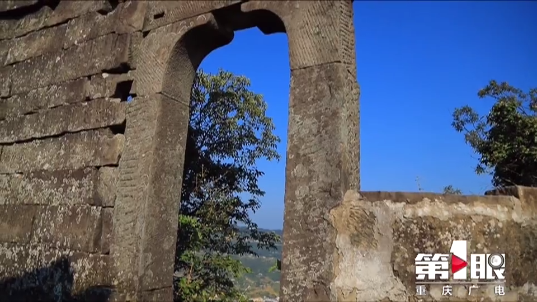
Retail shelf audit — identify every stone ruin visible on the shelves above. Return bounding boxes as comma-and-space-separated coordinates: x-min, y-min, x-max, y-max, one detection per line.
0, 0, 535, 301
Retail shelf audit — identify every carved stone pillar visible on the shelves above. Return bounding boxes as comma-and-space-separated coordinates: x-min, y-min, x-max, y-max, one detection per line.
242, 1, 360, 300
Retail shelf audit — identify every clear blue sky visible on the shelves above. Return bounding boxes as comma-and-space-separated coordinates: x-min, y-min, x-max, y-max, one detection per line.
199, 1, 537, 229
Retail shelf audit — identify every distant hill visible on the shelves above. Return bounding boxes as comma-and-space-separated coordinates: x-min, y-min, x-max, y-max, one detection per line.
234, 227, 283, 299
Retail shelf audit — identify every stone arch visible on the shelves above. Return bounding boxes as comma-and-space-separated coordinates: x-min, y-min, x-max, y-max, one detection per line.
111, 6, 290, 301
111, 1, 359, 301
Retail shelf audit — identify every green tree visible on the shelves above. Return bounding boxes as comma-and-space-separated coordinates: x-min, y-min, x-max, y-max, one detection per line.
452, 80, 537, 188
174, 69, 281, 302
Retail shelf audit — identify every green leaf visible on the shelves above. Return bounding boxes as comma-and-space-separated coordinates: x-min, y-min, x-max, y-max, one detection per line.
174, 70, 282, 301
452, 80, 537, 188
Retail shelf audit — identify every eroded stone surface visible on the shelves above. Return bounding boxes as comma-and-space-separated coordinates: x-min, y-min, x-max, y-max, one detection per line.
0, 78, 90, 120
5, 23, 67, 65
63, 1, 146, 49
0, 65, 11, 97
0, 98, 126, 143
2, 2, 535, 302
0, 168, 118, 206
0, 205, 38, 244
32, 204, 102, 252
9, 33, 130, 94
326, 190, 537, 302
0, 1, 114, 40
0, 243, 113, 300
0, 129, 125, 173
101, 208, 113, 254
0, 0, 38, 13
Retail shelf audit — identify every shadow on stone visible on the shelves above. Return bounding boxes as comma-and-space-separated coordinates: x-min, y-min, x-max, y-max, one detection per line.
0, 256, 112, 302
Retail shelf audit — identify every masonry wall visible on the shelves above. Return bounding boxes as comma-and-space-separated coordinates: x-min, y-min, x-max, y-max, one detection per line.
328, 186, 537, 301
4, 1, 535, 302
0, 0, 362, 300
0, 1, 137, 300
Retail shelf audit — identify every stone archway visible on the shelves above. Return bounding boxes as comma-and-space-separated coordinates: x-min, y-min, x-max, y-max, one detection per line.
110, 1, 359, 301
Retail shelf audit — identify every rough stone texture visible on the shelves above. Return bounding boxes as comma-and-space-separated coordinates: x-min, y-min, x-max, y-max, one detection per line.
0, 0, 38, 13
0, 205, 38, 244
0, 129, 124, 174
32, 205, 103, 252
0, 78, 90, 120
8, 33, 130, 95
5, 23, 67, 65
89, 72, 135, 100
0, 168, 119, 206
326, 188, 537, 302
0, 98, 126, 143
1, 1, 535, 302
0, 65, 11, 97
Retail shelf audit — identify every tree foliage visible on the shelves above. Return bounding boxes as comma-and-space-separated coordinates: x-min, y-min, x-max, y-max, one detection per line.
174, 69, 281, 302
442, 185, 462, 195
452, 80, 537, 188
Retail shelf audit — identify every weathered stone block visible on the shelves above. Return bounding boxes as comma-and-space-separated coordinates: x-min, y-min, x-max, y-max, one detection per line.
0, 39, 12, 66
116, 1, 147, 34
0, 205, 38, 244
0, 1, 114, 40
0, 6, 52, 40
0, 168, 119, 206
5, 24, 67, 65
55, 33, 131, 86
0, 243, 37, 277
0, 0, 38, 13
96, 167, 119, 207
0, 65, 11, 97
486, 185, 537, 215
64, 12, 116, 49
70, 253, 113, 293
0, 98, 127, 143
0, 129, 125, 174
0, 78, 90, 120
9, 51, 57, 95
64, 2, 146, 49
101, 208, 113, 254
0, 244, 113, 299
44, 0, 116, 28
32, 205, 103, 252
10, 33, 130, 94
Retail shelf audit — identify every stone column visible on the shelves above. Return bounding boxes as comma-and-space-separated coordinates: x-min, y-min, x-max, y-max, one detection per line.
111, 14, 233, 300
242, 1, 360, 300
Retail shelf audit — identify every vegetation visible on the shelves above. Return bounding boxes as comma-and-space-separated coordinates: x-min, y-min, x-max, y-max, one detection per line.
174, 73, 537, 300
232, 229, 282, 299
452, 80, 537, 188
174, 70, 281, 302
442, 185, 462, 195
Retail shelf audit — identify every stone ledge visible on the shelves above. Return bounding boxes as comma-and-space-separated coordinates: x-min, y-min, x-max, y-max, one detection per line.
361, 185, 537, 217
